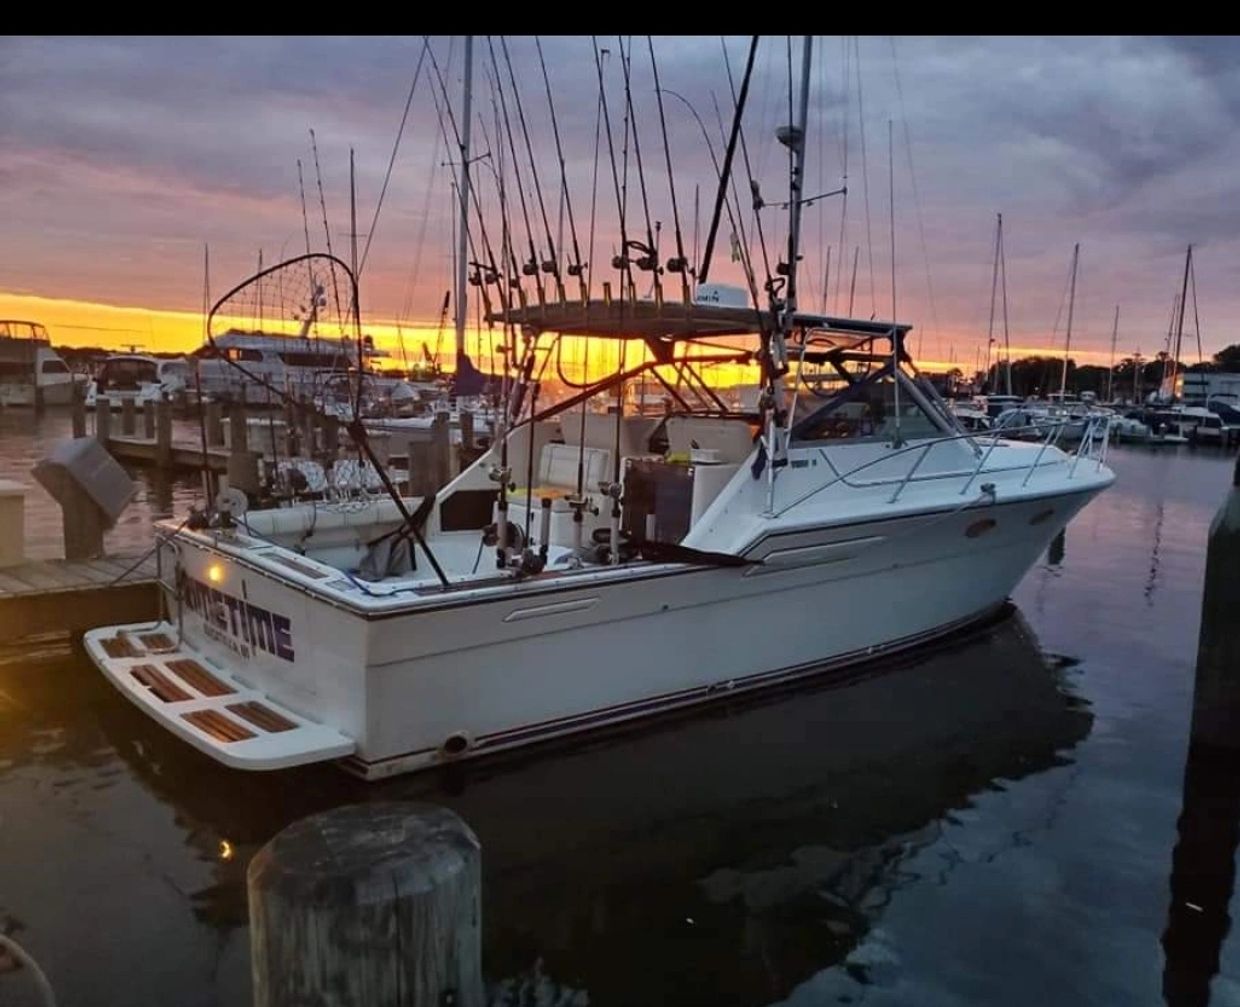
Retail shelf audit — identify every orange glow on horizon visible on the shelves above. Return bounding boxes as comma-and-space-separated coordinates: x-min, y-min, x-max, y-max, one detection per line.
0, 289, 1132, 385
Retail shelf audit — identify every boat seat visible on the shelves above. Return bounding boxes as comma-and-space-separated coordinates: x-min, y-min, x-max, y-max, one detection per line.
509, 443, 613, 510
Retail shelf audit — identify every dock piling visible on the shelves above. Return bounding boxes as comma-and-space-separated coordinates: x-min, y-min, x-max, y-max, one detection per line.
95, 396, 111, 447
1189, 454, 1240, 747
206, 402, 224, 447
433, 411, 451, 487
227, 404, 260, 496
155, 398, 172, 469
120, 397, 136, 436
248, 802, 483, 1007
143, 400, 155, 439
408, 439, 433, 497
71, 383, 86, 438
1162, 453, 1240, 1002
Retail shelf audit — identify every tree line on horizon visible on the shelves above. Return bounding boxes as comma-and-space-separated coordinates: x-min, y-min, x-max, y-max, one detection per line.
976, 344, 1240, 398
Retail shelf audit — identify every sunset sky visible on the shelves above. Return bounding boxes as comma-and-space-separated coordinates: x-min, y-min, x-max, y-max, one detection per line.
3, 36, 1237, 373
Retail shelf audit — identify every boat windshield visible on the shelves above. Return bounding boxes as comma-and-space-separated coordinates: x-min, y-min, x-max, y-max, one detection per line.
791, 371, 945, 442
100, 358, 159, 388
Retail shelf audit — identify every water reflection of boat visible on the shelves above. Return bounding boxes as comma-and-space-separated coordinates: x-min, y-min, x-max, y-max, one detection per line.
89, 607, 1090, 1003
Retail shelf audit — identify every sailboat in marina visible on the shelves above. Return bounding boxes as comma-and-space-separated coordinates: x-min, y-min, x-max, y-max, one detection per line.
84, 37, 1115, 778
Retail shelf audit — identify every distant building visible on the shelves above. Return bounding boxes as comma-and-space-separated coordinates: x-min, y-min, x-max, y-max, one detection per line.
1183, 371, 1240, 405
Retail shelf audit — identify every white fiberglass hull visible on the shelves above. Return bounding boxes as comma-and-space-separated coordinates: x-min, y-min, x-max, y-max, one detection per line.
91, 485, 1100, 778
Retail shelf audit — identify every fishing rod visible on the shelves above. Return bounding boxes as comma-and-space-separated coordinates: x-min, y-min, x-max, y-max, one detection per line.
485, 43, 544, 306
535, 36, 587, 301
647, 36, 689, 301
499, 37, 565, 303
617, 35, 660, 300
592, 36, 636, 303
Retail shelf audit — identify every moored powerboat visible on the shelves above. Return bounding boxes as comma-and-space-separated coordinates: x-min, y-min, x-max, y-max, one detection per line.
85, 292, 1114, 778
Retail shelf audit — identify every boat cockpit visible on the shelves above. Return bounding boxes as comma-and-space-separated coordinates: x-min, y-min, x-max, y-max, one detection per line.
212, 299, 970, 600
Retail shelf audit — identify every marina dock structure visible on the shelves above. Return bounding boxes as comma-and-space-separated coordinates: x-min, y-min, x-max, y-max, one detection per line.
0, 554, 158, 641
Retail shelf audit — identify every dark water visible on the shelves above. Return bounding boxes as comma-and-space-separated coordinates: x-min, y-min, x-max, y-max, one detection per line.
0, 436, 1237, 1006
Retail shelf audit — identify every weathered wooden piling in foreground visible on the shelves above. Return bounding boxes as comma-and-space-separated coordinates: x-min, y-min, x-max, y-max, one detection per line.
1162, 453, 1240, 1003
248, 802, 483, 1007
1189, 453, 1240, 746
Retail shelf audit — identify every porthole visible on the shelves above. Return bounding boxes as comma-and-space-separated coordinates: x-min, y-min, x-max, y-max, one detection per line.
965, 518, 997, 539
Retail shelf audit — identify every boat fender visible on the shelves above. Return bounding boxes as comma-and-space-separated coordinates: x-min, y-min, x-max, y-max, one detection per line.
439, 732, 472, 759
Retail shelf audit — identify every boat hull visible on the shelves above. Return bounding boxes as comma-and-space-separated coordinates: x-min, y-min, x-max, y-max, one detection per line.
102, 486, 1101, 778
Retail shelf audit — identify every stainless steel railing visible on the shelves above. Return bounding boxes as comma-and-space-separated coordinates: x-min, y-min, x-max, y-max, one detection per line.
775, 412, 1112, 516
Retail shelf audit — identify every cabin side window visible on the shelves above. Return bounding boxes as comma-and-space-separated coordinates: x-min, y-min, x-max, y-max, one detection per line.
40, 359, 69, 374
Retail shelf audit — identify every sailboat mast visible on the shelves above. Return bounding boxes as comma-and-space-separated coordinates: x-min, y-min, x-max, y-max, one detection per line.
1171, 244, 1192, 397
986, 212, 1000, 389
1107, 304, 1119, 402
1060, 243, 1079, 399
454, 36, 474, 370
998, 214, 1013, 396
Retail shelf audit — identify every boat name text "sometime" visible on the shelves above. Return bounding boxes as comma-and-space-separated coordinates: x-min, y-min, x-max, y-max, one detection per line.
179, 571, 295, 661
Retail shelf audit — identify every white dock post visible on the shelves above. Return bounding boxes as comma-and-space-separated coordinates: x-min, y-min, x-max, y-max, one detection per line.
248, 802, 483, 1007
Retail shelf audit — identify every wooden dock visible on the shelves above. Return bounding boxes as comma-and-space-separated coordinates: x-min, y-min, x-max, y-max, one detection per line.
107, 434, 230, 472
0, 554, 161, 641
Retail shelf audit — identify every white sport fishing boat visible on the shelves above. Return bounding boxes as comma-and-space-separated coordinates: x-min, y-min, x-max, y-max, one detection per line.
84, 36, 1115, 779
84, 292, 1114, 777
